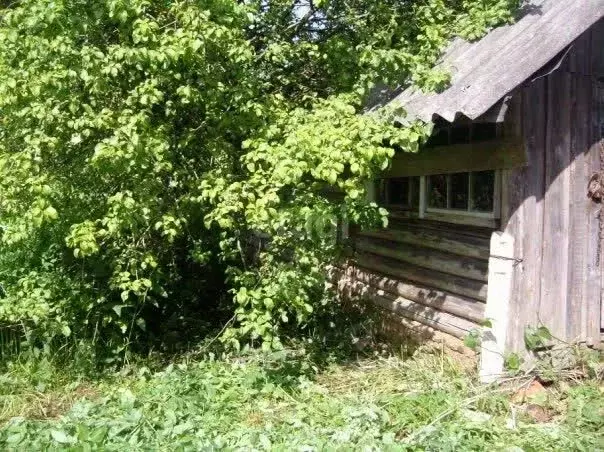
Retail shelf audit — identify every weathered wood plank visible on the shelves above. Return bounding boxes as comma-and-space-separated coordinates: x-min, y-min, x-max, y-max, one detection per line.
481, 232, 515, 383
568, 26, 592, 76
517, 80, 547, 347
499, 88, 528, 352
387, 216, 494, 239
362, 290, 477, 339
354, 236, 488, 282
590, 18, 604, 77
348, 266, 485, 323
386, 138, 526, 178
422, 211, 499, 230
501, 80, 549, 352
567, 73, 590, 341
540, 70, 572, 340
586, 77, 604, 345
378, 311, 474, 355
585, 140, 602, 347
355, 251, 488, 301
597, 81, 604, 340
358, 228, 490, 260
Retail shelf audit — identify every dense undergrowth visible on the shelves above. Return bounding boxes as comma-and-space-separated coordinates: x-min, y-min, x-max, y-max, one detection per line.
1, 341, 602, 450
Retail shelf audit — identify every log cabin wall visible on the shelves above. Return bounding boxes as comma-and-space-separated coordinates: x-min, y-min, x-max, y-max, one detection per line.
341, 19, 604, 352
346, 217, 490, 343
502, 19, 604, 351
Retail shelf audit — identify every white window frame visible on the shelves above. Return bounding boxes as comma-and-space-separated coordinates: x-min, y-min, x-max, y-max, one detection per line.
374, 170, 501, 227
420, 171, 501, 220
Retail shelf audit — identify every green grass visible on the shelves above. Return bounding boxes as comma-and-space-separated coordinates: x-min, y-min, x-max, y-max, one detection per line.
0, 347, 602, 451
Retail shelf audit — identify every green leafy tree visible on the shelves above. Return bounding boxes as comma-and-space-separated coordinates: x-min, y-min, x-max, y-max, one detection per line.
0, 0, 518, 355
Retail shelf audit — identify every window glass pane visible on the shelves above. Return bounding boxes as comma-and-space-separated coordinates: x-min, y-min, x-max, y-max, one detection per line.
450, 172, 469, 210
471, 170, 495, 212
387, 177, 410, 206
428, 174, 447, 208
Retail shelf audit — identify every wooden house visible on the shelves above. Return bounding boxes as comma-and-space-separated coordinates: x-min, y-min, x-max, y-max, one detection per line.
336, 0, 604, 379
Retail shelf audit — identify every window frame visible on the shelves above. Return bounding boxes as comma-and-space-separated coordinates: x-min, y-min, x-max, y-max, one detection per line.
422, 171, 501, 220
374, 120, 507, 228
375, 170, 501, 227
376, 176, 421, 211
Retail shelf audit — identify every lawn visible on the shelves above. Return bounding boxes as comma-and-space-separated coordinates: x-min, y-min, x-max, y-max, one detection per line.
1, 344, 602, 451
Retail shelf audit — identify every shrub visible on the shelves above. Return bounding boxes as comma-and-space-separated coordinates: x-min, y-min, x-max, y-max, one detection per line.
0, 0, 519, 357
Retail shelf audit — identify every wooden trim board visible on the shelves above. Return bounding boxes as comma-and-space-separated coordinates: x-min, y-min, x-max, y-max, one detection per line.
386, 138, 527, 178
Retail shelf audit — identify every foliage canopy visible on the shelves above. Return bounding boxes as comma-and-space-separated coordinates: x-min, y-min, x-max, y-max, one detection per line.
0, 0, 518, 355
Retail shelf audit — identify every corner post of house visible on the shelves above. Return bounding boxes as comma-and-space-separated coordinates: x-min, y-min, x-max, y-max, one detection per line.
480, 231, 515, 383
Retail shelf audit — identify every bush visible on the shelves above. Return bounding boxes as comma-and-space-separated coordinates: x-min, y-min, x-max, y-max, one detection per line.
0, 0, 519, 358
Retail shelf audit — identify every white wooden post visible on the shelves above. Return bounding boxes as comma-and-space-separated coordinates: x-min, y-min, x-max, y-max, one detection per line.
480, 231, 515, 383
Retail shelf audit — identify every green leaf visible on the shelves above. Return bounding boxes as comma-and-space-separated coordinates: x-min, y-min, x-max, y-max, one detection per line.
88, 427, 108, 445
536, 325, 552, 341
136, 317, 146, 331
76, 424, 90, 441
172, 421, 194, 436
6, 432, 25, 445
61, 325, 72, 337
51, 430, 76, 444
43, 206, 58, 220
504, 353, 522, 372
463, 330, 480, 350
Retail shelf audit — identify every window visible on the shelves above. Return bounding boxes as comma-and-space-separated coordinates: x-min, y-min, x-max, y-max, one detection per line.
426, 170, 498, 217
376, 170, 500, 225
378, 121, 503, 226
376, 176, 420, 210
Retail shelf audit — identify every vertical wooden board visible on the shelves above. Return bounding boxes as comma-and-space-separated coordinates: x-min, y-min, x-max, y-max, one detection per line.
503, 79, 547, 352
540, 71, 572, 340
500, 165, 522, 345
585, 140, 602, 346
481, 232, 515, 382
568, 28, 591, 76
500, 90, 526, 351
589, 80, 604, 343
518, 78, 547, 347
601, 84, 604, 337
590, 18, 604, 77
567, 74, 589, 341
500, 89, 524, 233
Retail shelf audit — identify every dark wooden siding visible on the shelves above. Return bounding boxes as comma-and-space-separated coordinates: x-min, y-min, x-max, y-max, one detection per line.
502, 19, 604, 350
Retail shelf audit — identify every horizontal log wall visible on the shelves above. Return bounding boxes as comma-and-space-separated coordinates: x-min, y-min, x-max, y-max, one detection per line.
343, 217, 491, 341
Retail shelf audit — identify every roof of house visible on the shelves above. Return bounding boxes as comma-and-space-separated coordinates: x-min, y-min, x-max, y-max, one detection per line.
380, 0, 604, 123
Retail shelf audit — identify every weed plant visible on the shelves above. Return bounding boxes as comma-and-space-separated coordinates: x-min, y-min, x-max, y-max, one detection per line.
1, 339, 601, 451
